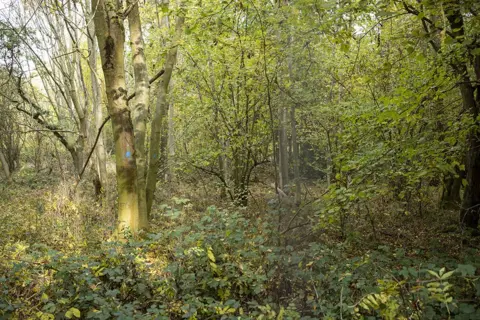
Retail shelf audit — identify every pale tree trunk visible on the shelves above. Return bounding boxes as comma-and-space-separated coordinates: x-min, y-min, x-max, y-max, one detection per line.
49, 8, 88, 176
0, 150, 11, 181
277, 0, 289, 192
69, 23, 88, 176
287, 36, 301, 205
290, 105, 300, 204
127, 0, 149, 227
278, 105, 289, 190
86, 10, 108, 194
166, 84, 175, 182
67, 64, 87, 175
14, 2, 90, 178
146, 14, 185, 216
93, 0, 142, 232
45, 10, 87, 176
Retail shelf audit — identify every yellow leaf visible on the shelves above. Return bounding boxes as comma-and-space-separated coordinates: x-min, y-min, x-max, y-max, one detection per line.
65, 307, 81, 319
207, 247, 216, 262
41, 293, 49, 302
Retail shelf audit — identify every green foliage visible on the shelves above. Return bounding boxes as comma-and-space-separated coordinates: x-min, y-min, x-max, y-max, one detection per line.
1, 206, 479, 319
2, 0, 480, 319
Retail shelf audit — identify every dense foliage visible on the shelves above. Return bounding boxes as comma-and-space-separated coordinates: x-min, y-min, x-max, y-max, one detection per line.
1, 0, 480, 318
1, 187, 479, 319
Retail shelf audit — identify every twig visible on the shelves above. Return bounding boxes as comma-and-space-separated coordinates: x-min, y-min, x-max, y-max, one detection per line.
77, 112, 112, 181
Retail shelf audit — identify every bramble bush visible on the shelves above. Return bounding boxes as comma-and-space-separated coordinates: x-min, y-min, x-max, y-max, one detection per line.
1, 204, 479, 319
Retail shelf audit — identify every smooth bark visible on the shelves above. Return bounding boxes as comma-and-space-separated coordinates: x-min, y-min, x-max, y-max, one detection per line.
93, 0, 141, 232
146, 14, 185, 216
86, 1, 108, 194
290, 105, 300, 204
278, 106, 289, 190
127, 0, 149, 227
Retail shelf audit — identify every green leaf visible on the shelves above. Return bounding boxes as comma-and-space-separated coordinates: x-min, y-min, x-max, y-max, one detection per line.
441, 270, 454, 280
65, 307, 81, 319
439, 267, 445, 276
427, 270, 439, 278
457, 264, 476, 276
340, 43, 349, 52
472, 48, 480, 56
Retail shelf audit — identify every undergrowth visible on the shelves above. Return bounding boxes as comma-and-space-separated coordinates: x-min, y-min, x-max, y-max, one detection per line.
1, 195, 479, 319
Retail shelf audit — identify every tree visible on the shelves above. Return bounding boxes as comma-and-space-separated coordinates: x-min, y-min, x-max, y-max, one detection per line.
92, 0, 142, 232
2, 1, 90, 177
85, 0, 108, 195
396, 0, 480, 229
146, 6, 185, 216
127, 0, 150, 226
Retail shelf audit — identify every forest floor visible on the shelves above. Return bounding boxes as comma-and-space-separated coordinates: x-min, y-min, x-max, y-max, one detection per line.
0, 168, 479, 319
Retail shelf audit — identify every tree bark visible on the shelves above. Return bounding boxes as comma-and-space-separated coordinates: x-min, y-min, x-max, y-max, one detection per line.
459, 78, 480, 229
93, 0, 142, 232
277, 0, 290, 192
287, 32, 300, 204
441, 169, 462, 209
444, 9, 480, 230
0, 150, 11, 181
290, 105, 300, 204
127, 0, 149, 227
146, 13, 185, 217
166, 97, 175, 182
86, 0, 108, 195
404, 3, 480, 230
278, 105, 289, 190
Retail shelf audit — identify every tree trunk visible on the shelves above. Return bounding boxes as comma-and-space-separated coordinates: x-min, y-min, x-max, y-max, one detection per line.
461, 126, 480, 229
127, 0, 150, 227
67, 61, 87, 177
441, 171, 462, 209
86, 1, 108, 195
278, 105, 289, 190
287, 32, 300, 204
0, 150, 11, 181
146, 14, 185, 217
457, 73, 480, 229
436, 6, 480, 230
290, 105, 300, 205
93, 0, 142, 232
166, 98, 175, 182
233, 165, 248, 207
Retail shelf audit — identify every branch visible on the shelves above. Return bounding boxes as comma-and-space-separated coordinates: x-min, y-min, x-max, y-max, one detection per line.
127, 69, 165, 102
421, 18, 440, 52
191, 163, 232, 195
77, 113, 112, 181
401, 1, 455, 39
15, 76, 73, 142
0, 129, 78, 134
123, 0, 140, 19
15, 105, 74, 153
